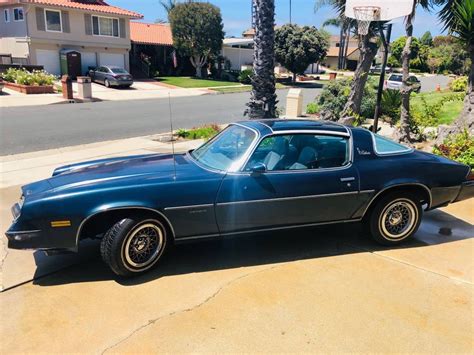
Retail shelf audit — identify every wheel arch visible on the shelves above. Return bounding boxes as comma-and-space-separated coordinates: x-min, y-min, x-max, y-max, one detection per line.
76, 207, 175, 246
361, 183, 432, 219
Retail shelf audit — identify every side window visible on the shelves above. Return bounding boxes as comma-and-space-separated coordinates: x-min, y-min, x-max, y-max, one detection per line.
13, 7, 23, 21
372, 134, 411, 155
246, 134, 349, 171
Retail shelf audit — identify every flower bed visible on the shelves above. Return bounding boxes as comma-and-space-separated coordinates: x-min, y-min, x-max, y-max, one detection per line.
4, 81, 55, 94
1, 68, 56, 94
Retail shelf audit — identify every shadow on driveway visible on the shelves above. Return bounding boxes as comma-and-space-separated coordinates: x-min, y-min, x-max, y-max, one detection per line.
32, 208, 473, 287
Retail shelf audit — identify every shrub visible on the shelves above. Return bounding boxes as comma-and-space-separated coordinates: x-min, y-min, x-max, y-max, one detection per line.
381, 89, 402, 124
238, 69, 253, 84
176, 129, 190, 138
433, 130, 474, 167
306, 102, 320, 114
1, 68, 56, 86
316, 78, 376, 121
449, 76, 468, 92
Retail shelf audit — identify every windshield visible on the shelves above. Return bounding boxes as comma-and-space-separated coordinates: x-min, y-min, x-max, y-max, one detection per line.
389, 75, 402, 82
111, 68, 127, 74
191, 125, 257, 171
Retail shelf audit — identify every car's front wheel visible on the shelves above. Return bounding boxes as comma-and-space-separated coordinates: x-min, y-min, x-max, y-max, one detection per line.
104, 79, 111, 88
100, 217, 168, 276
368, 192, 422, 246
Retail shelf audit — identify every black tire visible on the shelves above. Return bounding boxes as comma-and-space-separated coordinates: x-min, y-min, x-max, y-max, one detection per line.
368, 192, 422, 246
100, 217, 168, 276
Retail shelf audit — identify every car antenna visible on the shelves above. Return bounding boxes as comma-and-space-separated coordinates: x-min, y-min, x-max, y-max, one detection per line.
168, 92, 177, 181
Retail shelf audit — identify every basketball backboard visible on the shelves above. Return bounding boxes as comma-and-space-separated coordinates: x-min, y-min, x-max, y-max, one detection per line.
345, 0, 414, 21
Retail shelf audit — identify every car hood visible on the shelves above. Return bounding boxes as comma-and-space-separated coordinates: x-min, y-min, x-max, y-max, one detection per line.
47, 154, 177, 189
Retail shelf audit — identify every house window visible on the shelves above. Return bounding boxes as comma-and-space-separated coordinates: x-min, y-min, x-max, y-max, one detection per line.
45, 9, 62, 32
13, 7, 24, 21
92, 16, 119, 37
4, 9, 10, 23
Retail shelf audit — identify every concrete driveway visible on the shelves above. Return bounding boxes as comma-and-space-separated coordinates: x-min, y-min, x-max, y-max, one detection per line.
1, 139, 473, 353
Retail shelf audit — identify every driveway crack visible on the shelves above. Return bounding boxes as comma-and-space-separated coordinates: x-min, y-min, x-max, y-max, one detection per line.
100, 264, 281, 354
0, 237, 9, 292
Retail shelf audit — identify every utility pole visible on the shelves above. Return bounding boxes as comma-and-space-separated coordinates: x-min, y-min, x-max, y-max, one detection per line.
289, 0, 292, 24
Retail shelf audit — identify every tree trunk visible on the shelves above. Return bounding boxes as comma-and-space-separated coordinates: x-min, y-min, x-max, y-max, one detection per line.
343, 26, 350, 69
190, 55, 206, 78
339, 35, 378, 125
436, 45, 474, 143
246, 0, 277, 119
395, 4, 416, 143
292, 72, 297, 83
338, 26, 344, 70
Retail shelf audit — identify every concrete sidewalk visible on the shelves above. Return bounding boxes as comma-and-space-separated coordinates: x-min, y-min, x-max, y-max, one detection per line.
0, 136, 203, 290
0, 81, 210, 108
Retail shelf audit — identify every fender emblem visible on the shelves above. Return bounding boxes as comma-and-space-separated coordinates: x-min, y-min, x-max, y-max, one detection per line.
357, 148, 371, 156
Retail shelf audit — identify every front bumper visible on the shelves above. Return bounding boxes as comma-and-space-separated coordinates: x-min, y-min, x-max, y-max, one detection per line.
454, 180, 474, 203
110, 79, 133, 87
5, 229, 46, 250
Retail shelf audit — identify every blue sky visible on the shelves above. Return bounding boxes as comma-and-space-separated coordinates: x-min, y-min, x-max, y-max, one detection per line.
110, 0, 445, 39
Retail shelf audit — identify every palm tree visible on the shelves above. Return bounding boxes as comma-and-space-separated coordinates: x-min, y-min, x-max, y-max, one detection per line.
396, 0, 431, 143
315, 0, 381, 125
246, 0, 278, 119
322, 17, 354, 69
435, 0, 474, 141
160, 0, 178, 14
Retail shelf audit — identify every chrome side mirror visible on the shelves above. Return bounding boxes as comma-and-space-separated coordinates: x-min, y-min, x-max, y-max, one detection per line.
250, 162, 267, 175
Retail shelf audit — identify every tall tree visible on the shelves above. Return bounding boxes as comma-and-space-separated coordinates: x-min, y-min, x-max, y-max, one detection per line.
435, 0, 474, 142
246, 0, 278, 119
275, 24, 329, 82
315, 0, 381, 124
396, 0, 430, 143
160, 0, 178, 14
169, 2, 224, 78
420, 30, 433, 45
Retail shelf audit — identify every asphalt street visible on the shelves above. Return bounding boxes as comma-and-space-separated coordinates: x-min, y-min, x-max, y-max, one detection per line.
0, 88, 321, 155
0, 75, 450, 155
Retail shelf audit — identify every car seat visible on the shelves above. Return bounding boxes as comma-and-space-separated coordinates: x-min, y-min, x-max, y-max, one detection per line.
263, 137, 289, 170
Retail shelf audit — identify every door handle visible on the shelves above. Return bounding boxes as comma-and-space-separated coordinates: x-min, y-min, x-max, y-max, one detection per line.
340, 177, 355, 182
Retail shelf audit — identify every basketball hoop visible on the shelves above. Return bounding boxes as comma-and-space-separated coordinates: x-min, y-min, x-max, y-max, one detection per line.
353, 6, 381, 35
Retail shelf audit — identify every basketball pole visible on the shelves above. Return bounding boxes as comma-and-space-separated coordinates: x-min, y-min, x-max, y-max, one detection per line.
373, 23, 392, 133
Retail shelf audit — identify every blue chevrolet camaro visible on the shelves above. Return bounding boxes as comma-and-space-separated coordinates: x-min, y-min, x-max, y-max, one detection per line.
6, 120, 473, 276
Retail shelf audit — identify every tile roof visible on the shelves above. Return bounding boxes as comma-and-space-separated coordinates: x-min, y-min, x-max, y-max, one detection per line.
130, 22, 173, 46
18, 0, 143, 18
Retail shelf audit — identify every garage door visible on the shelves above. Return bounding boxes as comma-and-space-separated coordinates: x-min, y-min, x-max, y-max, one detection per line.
36, 49, 60, 76
99, 53, 125, 68
81, 52, 97, 75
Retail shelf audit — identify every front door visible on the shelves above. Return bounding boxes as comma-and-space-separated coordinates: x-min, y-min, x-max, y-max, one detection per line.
215, 133, 369, 233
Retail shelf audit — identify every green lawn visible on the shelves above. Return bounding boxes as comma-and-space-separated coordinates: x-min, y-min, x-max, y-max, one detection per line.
411, 91, 464, 125
157, 76, 241, 88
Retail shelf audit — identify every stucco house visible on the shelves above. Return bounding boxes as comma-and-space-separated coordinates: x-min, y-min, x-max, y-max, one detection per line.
0, 0, 142, 76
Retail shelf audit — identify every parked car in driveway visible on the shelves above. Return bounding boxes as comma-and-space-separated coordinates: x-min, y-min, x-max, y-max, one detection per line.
89, 66, 133, 88
6, 120, 473, 276
370, 65, 392, 74
385, 73, 421, 92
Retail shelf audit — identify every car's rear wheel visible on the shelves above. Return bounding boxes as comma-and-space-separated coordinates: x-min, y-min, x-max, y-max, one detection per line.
100, 217, 167, 276
368, 192, 422, 245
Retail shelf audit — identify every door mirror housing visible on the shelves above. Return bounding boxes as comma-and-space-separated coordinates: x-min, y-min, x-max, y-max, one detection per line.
250, 162, 266, 175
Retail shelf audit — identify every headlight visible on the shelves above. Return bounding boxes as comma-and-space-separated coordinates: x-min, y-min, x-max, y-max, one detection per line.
11, 195, 24, 221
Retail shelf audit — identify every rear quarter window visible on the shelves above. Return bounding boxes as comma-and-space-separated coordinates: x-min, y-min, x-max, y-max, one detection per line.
372, 134, 412, 155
